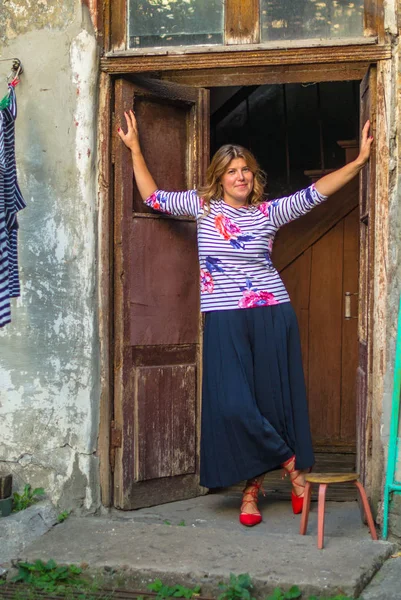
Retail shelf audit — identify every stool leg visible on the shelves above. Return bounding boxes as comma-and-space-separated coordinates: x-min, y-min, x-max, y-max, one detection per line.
300, 481, 312, 535
354, 481, 378, 540
317, 483, 327, 550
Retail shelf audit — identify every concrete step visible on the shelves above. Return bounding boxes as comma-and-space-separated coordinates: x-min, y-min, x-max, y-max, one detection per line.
12, 495, 396, 599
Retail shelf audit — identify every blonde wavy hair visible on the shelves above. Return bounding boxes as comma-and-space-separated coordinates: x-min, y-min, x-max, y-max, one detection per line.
197, 145, 266, 213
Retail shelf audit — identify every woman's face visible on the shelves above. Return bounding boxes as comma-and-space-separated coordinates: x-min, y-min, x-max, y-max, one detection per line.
220, 158, 254, 206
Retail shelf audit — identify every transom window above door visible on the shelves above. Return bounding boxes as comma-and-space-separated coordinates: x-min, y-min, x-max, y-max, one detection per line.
261, 0, 364, 42
128, 0, 225, 48
127, 0, 369, 49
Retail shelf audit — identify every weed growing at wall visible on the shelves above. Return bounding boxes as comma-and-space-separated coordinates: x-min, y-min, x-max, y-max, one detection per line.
147, 579, 201, 598
217, 574, 354, 600
3, 559, 112, 599
12, 560, 84, 593
3, 567, 357, 600
218, 573, 255, 600
12, 484, 45, 512
265, 587, 302, 599
57, 510, 70, 523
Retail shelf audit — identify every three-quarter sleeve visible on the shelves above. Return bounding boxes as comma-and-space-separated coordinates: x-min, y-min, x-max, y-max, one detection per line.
268, 184, 328, 229
144, 189, 201, 218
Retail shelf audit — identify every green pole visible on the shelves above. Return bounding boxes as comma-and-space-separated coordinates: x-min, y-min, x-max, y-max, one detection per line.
382, 294, 401, 539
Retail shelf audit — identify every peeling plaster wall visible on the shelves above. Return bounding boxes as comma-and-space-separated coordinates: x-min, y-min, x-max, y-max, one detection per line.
386, 30, 401, 538
0, 0, 100, 512
379, 0, 401, 537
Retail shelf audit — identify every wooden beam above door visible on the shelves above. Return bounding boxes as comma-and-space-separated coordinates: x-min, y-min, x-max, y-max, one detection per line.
159, 63, 373, 88
101, 43, 390, 75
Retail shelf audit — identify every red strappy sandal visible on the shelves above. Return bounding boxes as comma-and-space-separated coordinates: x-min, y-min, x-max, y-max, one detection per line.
239, 478, 265, 527
281, 455, 306, 515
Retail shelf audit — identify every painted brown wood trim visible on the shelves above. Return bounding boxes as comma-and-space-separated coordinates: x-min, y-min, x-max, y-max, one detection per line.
120, 474, 202, 510
113, 79, 136, 508
132, 345, 197, 366
110, 0, 126, 52
369, 59, 390, 511
107, 36, 377, 56
124, 74, 201, 103
100, 44, 391, 74
225, 0, 260, 45
357, 65, 377, 496
98, 72, 113, 507
161, 63, 372, 88
102, 0, 111, 53
313, 443, 356, 453
364, 0, 385, 41
196, 87, 209, 498
131, 212, 195, 223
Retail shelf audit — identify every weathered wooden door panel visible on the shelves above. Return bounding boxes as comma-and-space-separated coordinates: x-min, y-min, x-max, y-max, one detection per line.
113, 77, 209, 509
357, 66, 377, 486
274, 179, 358, 272
308, 221, 344, 442
279, 249, 311, 381
136, 365, 196, 480
277, 154, 359, 456
132, 100, 188, 213
341, 207, 359, 443
129, 218, 199, 346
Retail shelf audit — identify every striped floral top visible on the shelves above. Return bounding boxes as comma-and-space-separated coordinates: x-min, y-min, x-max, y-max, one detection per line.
145, 184, 328, 312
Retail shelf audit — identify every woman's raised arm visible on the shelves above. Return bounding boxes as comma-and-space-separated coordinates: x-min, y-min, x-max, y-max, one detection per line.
117, 110, 158, 200
117, 110, 201, 219
314, 120, 373, 197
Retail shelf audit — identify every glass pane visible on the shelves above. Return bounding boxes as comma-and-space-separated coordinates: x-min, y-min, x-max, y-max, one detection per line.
128, 0, 224, 48
261, 0, 364, 42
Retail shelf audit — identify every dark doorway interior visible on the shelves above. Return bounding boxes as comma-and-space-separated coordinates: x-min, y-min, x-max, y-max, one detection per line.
210, 81, 359, 198
209, 82, 360, 500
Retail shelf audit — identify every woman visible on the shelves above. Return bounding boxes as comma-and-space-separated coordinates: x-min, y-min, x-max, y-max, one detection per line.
117, 113, 373, 527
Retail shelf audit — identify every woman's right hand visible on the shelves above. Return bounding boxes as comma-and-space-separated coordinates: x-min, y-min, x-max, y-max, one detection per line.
117, 109, 140, 153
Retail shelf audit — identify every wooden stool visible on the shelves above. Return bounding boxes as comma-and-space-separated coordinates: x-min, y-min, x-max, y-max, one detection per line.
299, 473, 378, 549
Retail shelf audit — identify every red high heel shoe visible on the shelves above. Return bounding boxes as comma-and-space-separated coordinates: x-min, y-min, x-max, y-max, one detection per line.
281, 455, 306, 515
239, 478, 265, 527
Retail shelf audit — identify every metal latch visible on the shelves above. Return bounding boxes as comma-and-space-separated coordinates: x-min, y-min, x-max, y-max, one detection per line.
344, 292, 358, 320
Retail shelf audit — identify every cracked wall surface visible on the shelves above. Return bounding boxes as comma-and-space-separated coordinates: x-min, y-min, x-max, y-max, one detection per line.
0, 0, 75, 43
0, 0, 100, 512
385, 15, 401, 537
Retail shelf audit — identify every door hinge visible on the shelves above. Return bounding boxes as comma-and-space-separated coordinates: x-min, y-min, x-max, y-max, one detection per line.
110, 420, 122, 472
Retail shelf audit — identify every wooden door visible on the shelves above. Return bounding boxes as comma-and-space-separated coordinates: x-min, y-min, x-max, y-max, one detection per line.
273, 143, 360, 478
112, 77, 209, 509
357, 67, 376, 487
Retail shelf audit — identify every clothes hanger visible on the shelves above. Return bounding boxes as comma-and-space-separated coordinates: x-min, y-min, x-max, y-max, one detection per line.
0, 58, 23, 110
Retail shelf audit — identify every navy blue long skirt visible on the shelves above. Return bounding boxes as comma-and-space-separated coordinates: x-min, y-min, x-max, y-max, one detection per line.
199, 302, 315, 488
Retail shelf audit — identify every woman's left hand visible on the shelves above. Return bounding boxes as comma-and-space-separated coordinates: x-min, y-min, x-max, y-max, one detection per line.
356, 120, 374, 167
314, 120, 374, 197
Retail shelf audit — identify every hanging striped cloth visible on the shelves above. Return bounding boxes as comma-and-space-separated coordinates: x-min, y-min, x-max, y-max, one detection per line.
0, 84, 26, 327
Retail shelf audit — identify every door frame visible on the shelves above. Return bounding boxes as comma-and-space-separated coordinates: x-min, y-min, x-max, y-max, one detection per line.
98, 58, 391, 512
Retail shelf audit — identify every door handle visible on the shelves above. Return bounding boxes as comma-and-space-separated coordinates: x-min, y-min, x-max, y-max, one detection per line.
345, 292, 358, 320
